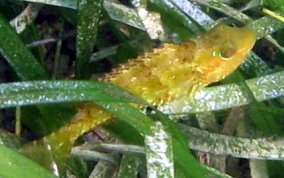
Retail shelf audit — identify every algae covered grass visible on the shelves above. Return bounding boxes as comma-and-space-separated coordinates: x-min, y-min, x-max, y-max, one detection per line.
1, 0, 284, 177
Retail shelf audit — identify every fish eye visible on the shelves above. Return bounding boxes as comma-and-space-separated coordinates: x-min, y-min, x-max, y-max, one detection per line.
222, 47, 236, 58
211, 39, 236, 60
211, 50, 232, 60
220, 40, 236, 57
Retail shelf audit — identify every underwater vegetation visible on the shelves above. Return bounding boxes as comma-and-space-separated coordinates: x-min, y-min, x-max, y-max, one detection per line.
1, 0, 284, 177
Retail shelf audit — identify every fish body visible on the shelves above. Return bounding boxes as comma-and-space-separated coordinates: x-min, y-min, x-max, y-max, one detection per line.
104, 24, 256, 104
20, 24, 256, 174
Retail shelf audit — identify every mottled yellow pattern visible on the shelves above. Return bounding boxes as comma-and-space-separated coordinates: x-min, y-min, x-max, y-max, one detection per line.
103, 24, 256, 104
21, 25, 256, 174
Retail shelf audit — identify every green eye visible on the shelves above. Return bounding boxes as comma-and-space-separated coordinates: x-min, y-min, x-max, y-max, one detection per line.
211, 50, 230, 60
212, 47, 236, 60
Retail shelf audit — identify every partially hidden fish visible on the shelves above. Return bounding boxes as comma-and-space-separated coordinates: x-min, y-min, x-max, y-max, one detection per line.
20, 24, 256, 175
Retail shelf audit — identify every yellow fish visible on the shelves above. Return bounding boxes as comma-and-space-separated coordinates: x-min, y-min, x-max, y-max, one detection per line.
20, 24, 256, 174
